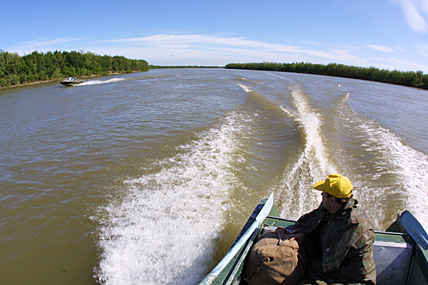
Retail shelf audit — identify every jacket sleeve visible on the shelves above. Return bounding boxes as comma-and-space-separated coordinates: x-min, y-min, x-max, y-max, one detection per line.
293, 207, 325, 234
324, 228, 376, 284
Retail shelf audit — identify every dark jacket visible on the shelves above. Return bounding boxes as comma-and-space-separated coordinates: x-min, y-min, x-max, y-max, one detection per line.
294, 197, 376, 284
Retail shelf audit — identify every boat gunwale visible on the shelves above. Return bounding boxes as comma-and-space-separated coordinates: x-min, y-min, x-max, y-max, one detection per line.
199, 194, 274, 284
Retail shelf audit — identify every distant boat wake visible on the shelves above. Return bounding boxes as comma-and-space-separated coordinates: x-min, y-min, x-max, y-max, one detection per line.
78, 78, 126, 86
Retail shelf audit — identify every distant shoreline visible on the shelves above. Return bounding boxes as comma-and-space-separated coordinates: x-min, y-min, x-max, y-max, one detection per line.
0, 78, 55, 89
3, 63, 427, 91
0, 67, 224, 90
0, 50, 149, 89
0, 72, 135, 90
148, 65, 223, 69
225, 62, 428, 90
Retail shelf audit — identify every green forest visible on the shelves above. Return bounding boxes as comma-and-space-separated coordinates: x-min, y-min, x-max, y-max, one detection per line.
149, 65, 221, 69
225, 62, 428, 89
3, 50, 428, 89
0, 50, 149, 87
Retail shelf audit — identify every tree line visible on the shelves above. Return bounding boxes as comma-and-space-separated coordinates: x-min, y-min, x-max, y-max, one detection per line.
149, 65, 221, 69
225, 62, 428, 89
0, 50, 149, 87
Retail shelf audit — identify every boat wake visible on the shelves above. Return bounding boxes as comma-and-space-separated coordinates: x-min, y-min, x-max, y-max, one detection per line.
320, 92, 428, 231
344, 114, 428, 231
79, 78, 126, 86
275, 86, 336, 219
270, 85, 428, 231
238, 83, 252, 93
95, 112, 253, 284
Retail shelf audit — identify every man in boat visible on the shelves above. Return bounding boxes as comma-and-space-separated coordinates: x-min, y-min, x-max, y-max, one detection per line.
291, 174, 376, 285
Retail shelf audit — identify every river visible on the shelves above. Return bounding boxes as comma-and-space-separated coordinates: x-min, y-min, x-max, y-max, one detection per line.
1, 68, 427, 284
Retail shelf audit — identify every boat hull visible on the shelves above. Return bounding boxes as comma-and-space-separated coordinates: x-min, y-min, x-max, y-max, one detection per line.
60, 79, 85, 86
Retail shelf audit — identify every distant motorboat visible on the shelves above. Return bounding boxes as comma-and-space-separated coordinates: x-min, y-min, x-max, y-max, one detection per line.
60, 77, 85, 86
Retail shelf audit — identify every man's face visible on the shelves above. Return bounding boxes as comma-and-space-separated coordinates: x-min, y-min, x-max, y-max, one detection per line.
321, 191, 333, 212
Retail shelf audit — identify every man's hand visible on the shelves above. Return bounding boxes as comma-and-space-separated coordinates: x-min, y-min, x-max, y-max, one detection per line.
289, 233, 305, 244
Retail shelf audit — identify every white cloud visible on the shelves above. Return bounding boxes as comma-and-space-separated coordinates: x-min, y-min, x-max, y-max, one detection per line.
90, 33, 428, 72
106, 34, 301, 51
101, 33, 360, 65
8, 37, 80, 53
365, 44, 395, 52
6, 33, 428, 72
387, 56, 428, 71
416, 43, 428, 57
399, 0, 428, 34
422, 0, 428, 14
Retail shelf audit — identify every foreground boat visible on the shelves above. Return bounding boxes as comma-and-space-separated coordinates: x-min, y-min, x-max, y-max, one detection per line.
199, 194, 428, 285
60, 77, 85, 86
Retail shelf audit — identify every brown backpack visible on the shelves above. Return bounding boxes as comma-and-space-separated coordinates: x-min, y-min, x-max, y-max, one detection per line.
243, 227, 306, 285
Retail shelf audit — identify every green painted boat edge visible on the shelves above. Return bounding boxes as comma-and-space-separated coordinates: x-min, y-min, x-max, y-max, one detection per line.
198, 193, 274, 284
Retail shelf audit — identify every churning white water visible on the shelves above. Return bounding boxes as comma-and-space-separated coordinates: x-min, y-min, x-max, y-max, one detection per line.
96, 112, 253, 284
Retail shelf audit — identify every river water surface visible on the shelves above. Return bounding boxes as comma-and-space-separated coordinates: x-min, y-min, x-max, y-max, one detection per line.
1, 69, 428, 284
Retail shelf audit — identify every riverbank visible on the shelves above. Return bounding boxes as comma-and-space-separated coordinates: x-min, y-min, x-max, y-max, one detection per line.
0, 67, 221, 90
0, 75, 95, 90
0, 50, 149, 89
149, 65, 223, 69
0, 78, 57, 90
225, 62, 428, 90
0, 72, 139, 90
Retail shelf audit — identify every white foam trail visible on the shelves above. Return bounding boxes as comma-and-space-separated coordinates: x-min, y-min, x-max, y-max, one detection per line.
279, 105, 294, 117
356, 120, 428, 231
289, 87, 336, 179
79, 78, 125, 86
238, 84, 252, 93
95, 112, 252, 285
276, 87, 336, 218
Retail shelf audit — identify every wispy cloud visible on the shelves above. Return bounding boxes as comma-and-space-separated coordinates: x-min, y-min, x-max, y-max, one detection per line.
387, 56, 428, 71
92, 33, 428, 71
365, 44, 395, 52
102, 33, 359, 65
6, 33, 428, 72
416, 43, 428, 57
8, 37, 80, 53
399, 0, 428, 34
106, 34, 301, 51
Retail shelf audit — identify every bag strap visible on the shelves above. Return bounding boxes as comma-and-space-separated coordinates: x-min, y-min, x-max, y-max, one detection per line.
276, 227, 288, 241
243, 261, 261, 282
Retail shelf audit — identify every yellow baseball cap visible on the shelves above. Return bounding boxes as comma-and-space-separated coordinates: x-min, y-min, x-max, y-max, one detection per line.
313, 174, 353, 198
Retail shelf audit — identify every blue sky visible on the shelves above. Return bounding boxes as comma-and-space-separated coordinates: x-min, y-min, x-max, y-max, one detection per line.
2, 0, 428, 72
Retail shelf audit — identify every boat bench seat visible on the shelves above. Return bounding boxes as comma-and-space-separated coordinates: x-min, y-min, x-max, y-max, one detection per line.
373, 240, 413, 285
